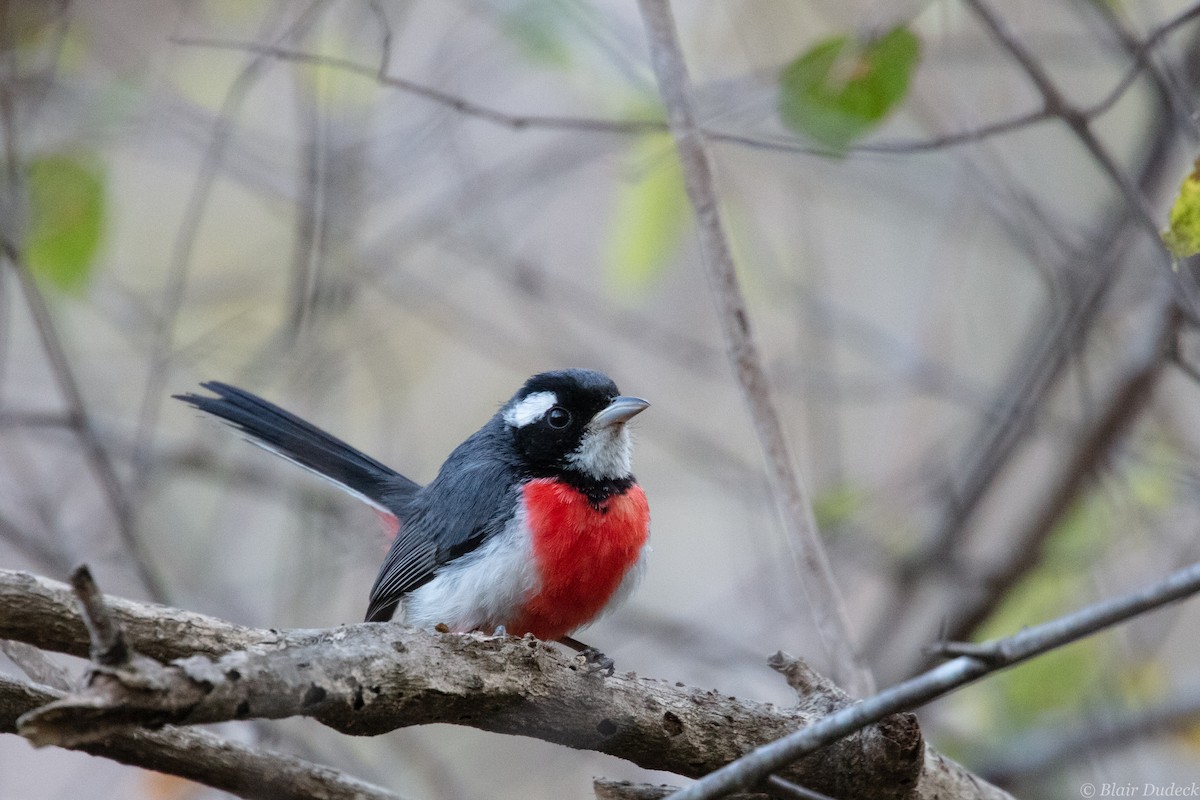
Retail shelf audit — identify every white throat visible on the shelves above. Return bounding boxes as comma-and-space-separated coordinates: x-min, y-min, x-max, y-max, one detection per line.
567, 423, 633, 480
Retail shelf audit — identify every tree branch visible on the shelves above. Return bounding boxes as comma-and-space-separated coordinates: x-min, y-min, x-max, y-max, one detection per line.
169, 2, 1200, 160
0, 568, 995, 800
979, 687, 1200, 785
941, 293, 1180, 645
170, 35, 664, 137
634, 0, 873, 699
0, 673, 406, 800
964, 0, 1167, 252
0, 239, 165, 601
663, 558, 1200, 799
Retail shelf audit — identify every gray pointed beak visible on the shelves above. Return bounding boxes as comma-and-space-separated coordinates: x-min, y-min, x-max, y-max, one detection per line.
590, 395, 649, 428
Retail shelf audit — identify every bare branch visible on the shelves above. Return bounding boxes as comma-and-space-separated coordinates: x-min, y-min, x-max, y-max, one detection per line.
0, 641, 70, 691
170, 36, 664, 136
0, 569, 276, 661
1, 243, 167, 600
964, 0, 1167, 253
70, 565, 131, 667
593, 780, 765, 800
0, 568, 993, 800
980, 687, 1200, 784
634, 0, 873, 698
664, 558, 1200, 800
939, 294, 1179, 645
0, 674, 405, 800
128, 3, 328, 499
167, 4, 1200, 161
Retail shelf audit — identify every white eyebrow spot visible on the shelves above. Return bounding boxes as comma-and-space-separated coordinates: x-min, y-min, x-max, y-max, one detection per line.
503, 391, 557, 428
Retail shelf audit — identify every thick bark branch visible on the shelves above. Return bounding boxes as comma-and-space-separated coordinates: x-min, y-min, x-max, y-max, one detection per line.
0, 568, 274, 660
0, 568, 994, 800
0, 675, 404, 800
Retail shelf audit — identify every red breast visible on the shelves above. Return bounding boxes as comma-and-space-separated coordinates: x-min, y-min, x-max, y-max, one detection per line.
508, 477, 649, 640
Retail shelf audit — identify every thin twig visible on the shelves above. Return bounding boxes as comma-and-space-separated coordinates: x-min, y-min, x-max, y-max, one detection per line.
964, 0, 1167, 252
168, 2, 1200, 159
635, 0, 873, 697
170, 35, 665, 136
762, 776, 837, 800
665, 558, 1200, 800
979, 687, 1200, 784
1082, 2, 1200, 123
707, 108, 1054, 156
941, 294, 1180, 646
129, 3, 327, 497
70, 565, 130, 667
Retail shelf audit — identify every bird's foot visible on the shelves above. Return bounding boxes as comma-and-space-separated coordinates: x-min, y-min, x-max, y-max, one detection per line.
556, 635, 615, 675
576, 646, 615, 676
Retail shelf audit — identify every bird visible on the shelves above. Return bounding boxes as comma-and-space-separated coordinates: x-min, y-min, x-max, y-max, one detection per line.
175, 369, 650, 668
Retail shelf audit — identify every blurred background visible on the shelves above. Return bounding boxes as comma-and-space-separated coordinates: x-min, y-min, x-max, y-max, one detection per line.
3, 0, 1200, 797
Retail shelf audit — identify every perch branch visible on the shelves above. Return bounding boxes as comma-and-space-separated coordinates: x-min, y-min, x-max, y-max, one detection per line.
0, 568, 993, 800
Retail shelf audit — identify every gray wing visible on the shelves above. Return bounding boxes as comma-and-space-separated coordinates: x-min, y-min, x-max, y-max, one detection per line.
364, 424, 520, 622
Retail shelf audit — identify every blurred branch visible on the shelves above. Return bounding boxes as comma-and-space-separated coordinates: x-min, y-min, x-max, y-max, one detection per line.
664, 557, 1200, 800
1081, 2, 1200, 124
635, 0, 872, 696
1083, 0, 1193, 129
0, 567, 995, 800
964, 0, 1165, 247
171, 35, 665, 136
169, 2, 1200, 160
0, 239, 166, 601
979, 687, 1200, 786
714, 1, 1200, 156
0, 410, 74, 427
0, 640, 70, 691
130, 2, 327, 497
594, 780, 836, 800
941, 288, 1181, 646
866, 14, 1200, 673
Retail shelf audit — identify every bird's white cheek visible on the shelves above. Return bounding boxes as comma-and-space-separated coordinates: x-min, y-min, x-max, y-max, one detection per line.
504, 391, 557, 428
566, 425, 633, 480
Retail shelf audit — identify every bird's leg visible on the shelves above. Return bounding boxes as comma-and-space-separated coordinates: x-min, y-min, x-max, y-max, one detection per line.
558, 635, 615, 675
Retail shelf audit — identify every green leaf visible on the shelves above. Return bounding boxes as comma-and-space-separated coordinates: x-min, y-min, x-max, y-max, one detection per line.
26, 154, 105, 293
1163, 158, 1200, 260
778, 26, 920, 152
606, 134, 689, 293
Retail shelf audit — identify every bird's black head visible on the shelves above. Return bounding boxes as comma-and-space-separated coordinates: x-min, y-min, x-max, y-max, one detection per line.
502, 369, 648, 481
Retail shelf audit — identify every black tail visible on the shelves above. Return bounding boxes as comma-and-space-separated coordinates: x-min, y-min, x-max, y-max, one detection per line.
175, 382, 419, 511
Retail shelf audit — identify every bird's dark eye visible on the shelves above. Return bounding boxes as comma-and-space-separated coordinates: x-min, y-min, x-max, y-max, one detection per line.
546, 406, 571, 429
